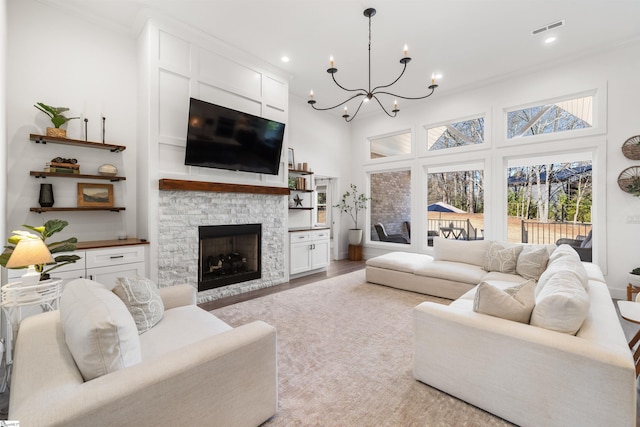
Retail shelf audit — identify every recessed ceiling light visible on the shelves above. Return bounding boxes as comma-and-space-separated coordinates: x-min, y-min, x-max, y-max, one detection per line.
544, 36, 557, 44
281, 56, 290, 63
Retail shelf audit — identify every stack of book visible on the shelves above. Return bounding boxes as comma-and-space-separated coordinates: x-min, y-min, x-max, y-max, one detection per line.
45, 161, 80, 174
295, 177, 306, 190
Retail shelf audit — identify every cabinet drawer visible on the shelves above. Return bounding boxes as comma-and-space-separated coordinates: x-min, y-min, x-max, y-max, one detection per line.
290, 232, 311, 243
86, 246, 145, 269
310, 230, 330, 241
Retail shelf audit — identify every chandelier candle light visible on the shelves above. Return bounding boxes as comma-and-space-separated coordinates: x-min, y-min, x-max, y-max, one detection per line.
308, 8, 438, 122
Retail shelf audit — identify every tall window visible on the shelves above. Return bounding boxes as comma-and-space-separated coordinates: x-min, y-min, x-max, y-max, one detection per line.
507, 95, 593, 139
426, 116, 484, 151
507, 157, 592, 244
427, 165, 484, 245
369, 131, 411, 159
316, 184, 328, 227
370, 170, 411, 244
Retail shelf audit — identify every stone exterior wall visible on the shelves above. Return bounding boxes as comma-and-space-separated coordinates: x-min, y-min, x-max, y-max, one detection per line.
158, 190, 287, 303
370, 170, 411, 241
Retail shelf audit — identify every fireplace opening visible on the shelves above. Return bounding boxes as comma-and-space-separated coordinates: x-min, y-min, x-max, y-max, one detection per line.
198, 224, 261, 292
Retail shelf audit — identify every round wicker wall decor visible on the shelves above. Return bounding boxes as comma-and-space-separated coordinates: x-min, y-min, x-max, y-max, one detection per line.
618, 166, 640, 195
621, 135, 640, 160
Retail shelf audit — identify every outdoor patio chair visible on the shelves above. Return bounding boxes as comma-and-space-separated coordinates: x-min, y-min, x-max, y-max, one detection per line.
374, 223, 409, 244
556, 230, 592, 262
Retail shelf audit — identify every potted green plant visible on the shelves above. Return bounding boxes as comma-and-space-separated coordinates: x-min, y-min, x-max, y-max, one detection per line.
1, 219, 80, 280
34, 102, 79, 138
334, 183, 371, 245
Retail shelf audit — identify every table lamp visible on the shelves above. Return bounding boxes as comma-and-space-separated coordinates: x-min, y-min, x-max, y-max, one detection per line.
5, 238, 54, 286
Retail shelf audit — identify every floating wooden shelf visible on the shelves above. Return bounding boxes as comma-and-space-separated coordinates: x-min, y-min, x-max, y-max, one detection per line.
30, 134, 126, 152
159, 178, 289, 195
289, 207, 314, 210
289, 188, 314, 193
30, 171, 126, 181
30, 207, 126, 213
288, 169, 313, 175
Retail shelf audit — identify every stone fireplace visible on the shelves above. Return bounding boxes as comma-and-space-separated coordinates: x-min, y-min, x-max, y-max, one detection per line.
157, 179, 289, 303
198, 223, 261, 292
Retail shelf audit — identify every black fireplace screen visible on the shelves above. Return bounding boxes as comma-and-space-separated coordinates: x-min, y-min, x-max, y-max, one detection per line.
198, 224, 261, 292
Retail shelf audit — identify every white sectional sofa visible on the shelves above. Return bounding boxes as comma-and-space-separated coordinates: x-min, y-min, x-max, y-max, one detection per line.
9, 278, 277, 427
366, 237, 636, 427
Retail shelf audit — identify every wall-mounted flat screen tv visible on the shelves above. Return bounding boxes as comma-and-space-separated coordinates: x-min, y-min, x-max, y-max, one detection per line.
185, 98, 286, 175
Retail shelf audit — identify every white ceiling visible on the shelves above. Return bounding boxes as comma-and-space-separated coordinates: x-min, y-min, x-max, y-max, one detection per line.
41, 0, 640, 117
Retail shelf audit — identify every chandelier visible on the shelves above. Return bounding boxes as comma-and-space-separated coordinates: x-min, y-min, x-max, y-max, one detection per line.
308, 8, 438, 122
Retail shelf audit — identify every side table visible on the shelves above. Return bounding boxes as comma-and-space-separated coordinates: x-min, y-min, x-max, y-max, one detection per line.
1, 278, 62, 372
627, 282, 640, 301
616, 300, 640, 377
348, 244, 362, 261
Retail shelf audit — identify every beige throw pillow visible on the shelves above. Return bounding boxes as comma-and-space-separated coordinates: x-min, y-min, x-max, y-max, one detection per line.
113, 276, 165, 334
516, 245, 550, 280
482, 242, 523, 274
473, 280, 536, 323
60, 278, 141, 381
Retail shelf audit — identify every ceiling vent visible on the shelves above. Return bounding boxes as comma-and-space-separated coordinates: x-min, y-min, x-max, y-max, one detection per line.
531, 20, 565, 36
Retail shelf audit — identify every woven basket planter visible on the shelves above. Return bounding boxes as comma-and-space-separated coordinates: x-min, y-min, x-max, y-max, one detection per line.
618, 166, 640, 194
622, 135, 640, 160
46, 127, 66, 138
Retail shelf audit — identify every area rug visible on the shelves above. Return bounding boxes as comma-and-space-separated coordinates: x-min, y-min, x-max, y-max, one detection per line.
212, 269, 513, 426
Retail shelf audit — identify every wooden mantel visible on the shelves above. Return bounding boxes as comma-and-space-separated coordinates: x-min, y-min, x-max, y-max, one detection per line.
158, 178, 290, 195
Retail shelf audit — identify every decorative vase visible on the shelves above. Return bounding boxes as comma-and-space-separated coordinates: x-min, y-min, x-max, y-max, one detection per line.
38, 183, 54, 207
348, 229, 363, 246
46, 127, 66, 138
98, 164, 118, 176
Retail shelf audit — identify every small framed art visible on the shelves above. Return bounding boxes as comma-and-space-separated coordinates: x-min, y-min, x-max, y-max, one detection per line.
77, 183, 114, 207
288, 148, 295, 170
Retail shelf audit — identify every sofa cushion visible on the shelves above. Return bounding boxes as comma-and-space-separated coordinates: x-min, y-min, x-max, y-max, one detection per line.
414, 261, 486, 285
433, 237, 492, 267
365, 251, 433, 273
482, 242, 522, 274
530, 270, 590, 334
537, 247, 588, 296
516, 245, 551, 280
113, 276, 165, 334
473, 280, 535, 323
59, 278, 141, 381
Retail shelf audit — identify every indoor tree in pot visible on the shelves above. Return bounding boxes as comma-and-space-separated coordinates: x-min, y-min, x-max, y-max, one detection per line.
334, 183, 371, 245
34, 102, 79, 138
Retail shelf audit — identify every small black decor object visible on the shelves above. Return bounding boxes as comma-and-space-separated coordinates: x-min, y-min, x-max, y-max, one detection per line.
38, 183, 54, 207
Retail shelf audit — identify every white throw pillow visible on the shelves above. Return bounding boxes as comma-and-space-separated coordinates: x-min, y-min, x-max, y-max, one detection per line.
516, 245, 550, 280
473, 280, 535, 323
59, 278, 141, 381
113, 276, 165, 334
482, 242, 523, 274
536, 253, 588, 296
433, 237, 492, 267
530, 270, 590, 335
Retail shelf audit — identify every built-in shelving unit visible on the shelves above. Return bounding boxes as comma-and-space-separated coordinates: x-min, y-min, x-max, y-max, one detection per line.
28, 133, 127, 213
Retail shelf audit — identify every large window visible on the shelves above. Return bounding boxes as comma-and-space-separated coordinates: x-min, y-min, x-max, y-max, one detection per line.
369, 131, 411, 159
507, 156, 592, 245
426, 116, 484, 151
370, 170, 411, 244
427, 165, 484, 245
507, 95, 593, 139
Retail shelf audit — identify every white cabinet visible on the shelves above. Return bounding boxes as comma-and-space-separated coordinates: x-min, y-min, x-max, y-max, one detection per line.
6, 244, 147, 289
290, 229, 330, 276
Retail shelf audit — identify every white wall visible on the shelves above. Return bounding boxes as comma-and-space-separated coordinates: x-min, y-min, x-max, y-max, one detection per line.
349, 41, 640, 299
288, 95, 351, 238
1, 0, 6, 252
6, 0, 137, 243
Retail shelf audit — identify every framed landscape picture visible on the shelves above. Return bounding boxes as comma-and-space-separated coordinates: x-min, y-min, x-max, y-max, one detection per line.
77, 183, 114, 207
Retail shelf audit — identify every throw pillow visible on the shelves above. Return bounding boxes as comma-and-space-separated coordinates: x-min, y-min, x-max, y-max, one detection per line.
59, 278, 141, 381
113, 276, 165, 334
482, 242, 523, 274
530, 270, 590, 334
433, 237, 492, 267
516, 245, 550, 280
473, 280, 535, 323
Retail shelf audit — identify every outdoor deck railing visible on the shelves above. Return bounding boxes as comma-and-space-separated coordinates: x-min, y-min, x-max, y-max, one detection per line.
427, 219, 480, 241
521, 220, 591, 245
